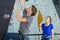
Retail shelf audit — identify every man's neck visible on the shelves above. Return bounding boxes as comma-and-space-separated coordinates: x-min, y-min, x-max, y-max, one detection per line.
27, 13, 31, 16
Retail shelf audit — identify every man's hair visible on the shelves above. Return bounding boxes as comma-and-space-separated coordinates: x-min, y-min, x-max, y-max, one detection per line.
31, 5, 37, 16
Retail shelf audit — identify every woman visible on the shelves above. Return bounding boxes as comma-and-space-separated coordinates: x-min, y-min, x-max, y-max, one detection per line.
40, 16, 54, 40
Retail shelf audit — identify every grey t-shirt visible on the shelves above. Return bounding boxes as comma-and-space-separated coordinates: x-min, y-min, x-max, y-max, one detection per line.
20, 9, 33, 33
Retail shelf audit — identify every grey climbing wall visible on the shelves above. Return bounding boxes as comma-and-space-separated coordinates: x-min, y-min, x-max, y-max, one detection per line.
0, 0, 15, 40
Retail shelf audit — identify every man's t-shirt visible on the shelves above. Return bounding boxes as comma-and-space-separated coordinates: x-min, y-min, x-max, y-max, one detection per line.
42, 23, 53, 36
20, 9, 33, 33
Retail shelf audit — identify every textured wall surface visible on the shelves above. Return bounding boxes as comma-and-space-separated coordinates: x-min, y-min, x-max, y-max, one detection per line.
5, 0, 60, 40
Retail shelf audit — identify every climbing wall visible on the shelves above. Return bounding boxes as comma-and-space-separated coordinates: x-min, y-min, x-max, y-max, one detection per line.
0, 0, 15, 40
5, 0, 60, 40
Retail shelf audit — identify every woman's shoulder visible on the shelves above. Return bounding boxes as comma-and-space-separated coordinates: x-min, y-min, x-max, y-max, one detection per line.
42, 23, 45, 26
50, 23, 53, 26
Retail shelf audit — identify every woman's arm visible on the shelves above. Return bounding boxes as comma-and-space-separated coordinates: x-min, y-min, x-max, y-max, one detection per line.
39, 24, 42, 32
51, 29, 54, 40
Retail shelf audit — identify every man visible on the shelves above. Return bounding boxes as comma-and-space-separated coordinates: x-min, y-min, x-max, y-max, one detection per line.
14, 0, 37, 40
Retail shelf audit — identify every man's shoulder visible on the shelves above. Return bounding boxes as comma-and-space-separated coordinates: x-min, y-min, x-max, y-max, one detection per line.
27, 16, 33, 20
26, 16, 33, 23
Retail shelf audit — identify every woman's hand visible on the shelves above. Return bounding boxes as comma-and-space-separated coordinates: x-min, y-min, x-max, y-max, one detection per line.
51, 29, 54, 40
38, 24, 42, 32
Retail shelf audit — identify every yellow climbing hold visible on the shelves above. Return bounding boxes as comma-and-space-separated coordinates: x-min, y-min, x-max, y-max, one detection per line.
37, 10, 43, 31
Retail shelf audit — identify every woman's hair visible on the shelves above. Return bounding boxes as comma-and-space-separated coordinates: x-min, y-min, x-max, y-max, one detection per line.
46, 16, 52, 23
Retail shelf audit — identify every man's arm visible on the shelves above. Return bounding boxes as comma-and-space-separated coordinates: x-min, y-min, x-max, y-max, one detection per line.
20, 0, 25, 10
51, 29, 54, 40
14, 6, 27, 22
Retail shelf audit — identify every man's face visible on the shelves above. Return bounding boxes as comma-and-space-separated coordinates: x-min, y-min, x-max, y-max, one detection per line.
26, 7, 32, 16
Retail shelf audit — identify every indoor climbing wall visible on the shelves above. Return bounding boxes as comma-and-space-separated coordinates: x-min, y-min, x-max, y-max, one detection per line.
5, 0, 60, 40
0, 0, 15, 40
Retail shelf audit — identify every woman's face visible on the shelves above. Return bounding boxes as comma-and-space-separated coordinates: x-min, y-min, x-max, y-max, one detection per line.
45, 17, 50, 23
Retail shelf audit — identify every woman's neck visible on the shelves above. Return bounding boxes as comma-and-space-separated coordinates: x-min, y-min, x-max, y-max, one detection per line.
45, 22, 50, 26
